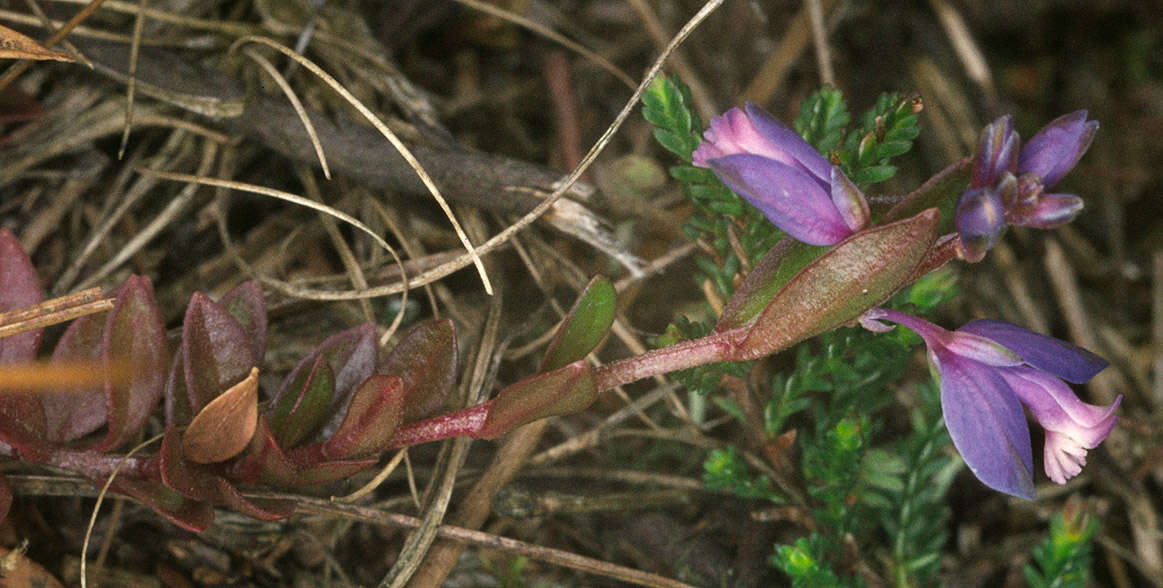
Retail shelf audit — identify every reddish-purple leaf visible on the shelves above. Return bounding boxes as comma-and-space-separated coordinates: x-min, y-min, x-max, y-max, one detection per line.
183, 367, 259, 464
228, 415, 298, 487
43, 303, 104, 442
95, 276, 166, 451
0, 227, 43, 363
271, 323, 377, 439
284, 457, 377, 487
211, 477, 295, 521
181, 292, 258, 417
380, 319, 457, 422
159, 427, 222, 502
0, 229, 45, 439
44, 277, 167, 448
219, 281, 267, 365
321, 375, 403, 460
105, 476, 214, 533
267, 356, 334, 449
478, 361, 597, 440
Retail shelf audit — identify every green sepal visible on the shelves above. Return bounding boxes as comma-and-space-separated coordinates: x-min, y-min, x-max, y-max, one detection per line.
734, 208, 940, 360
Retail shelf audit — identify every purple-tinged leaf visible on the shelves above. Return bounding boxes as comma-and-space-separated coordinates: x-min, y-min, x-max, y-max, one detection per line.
283, 450, 377, 487
381, 319, 457, 422
0, 229, 45, 440
268, 356, 334, 449
183, 367, 259, 464
0, 227, 43, 363
181, 292, 257, 417
736, 209, 940, 360
105, 476, 214, 533
321, 375, 403, 460
229, 416, 298, 487
95, 276, 166, 451
158, 427, 223, 502
540, 277, 616, 372
43, 304, 104, 442
716, 238, 825, 331
0, 411, 48, 461
271, 323, 377, 440
211, 476, 295, 521
219, 281, 267, 365
163, 350, 191, 426
479, 361, 597, 440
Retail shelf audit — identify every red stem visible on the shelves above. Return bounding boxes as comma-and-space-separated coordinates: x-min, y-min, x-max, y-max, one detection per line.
387, 401, 492, 448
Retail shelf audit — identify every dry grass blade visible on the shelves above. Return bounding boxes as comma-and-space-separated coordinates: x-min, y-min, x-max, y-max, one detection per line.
0, 288, 112, 339
80, 433, 164, 588
136, 168, 392, 256
229, 36, 494, 296
332, 448, 408, 503
243, 48, 331, 179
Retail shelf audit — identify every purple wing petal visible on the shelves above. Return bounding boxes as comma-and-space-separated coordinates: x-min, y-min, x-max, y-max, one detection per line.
1018, 111, 1097, 188
744, 102, 832, 186
709, 153, 851, 246
959, 320, 1108, 383
937, 353, 1035, 498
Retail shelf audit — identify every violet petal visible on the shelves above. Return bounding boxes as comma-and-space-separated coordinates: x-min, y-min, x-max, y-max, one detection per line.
1018, 110, 1098, 188
936, 353, 1036, 498
708, 153, 852, 245
958, 320, 1108, 383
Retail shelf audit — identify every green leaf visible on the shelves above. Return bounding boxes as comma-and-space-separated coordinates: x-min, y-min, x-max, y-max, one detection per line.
794, 86, 850, 154
734, 208, 940, 360
268, 356, 334, 449
479, 361, 598, 439
381, 319, 458, 421
541, 276, 617, 372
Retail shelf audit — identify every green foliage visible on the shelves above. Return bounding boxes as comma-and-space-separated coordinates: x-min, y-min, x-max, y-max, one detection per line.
879, 381, 959, 587
642, 76, 702, 161
794, 86, 850, 154
1024, 500, 1101, 588
802, 415, 870, 534
703, 445, 784, 503
794, 88, 921, 187
772, 536, 858, 588
838, 92, 922, 186
653, 316, 750, 396
642, 75, 781, 300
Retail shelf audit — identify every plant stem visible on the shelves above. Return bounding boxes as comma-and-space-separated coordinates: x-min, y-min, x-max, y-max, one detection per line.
593, 326, 750, 390
387, 401, 492, 448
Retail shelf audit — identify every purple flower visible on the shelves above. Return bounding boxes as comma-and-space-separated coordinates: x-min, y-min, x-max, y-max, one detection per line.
955, 111, 1097, 262
692, 103, 868, 246
1018, 111, 1098, 188
861, 308, 1119, 498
